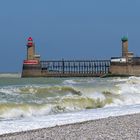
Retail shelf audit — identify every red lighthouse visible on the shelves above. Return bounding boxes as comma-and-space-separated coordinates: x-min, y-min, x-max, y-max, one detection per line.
22, 37, 41, 77
23, 37, 40, 65
26, 37, 35, 60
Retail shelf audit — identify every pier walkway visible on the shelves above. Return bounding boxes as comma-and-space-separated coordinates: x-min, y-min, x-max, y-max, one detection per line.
41, 60, 110, 77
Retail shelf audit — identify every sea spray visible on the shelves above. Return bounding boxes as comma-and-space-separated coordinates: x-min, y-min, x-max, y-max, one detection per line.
1, 74, 140, 134
0, 76, 140, 120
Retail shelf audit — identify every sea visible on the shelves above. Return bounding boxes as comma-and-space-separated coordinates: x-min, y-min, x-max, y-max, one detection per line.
1, 73, 140, 134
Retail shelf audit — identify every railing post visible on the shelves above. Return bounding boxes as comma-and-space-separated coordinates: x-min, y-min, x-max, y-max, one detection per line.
62, 58, 64, 74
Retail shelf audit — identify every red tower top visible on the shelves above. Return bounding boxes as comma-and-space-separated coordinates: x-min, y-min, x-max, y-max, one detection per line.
28, 37, 33, 41
27, 37, 33, 47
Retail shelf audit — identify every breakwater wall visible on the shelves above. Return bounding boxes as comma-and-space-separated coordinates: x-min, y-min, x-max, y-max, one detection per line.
22, 60, 110, 77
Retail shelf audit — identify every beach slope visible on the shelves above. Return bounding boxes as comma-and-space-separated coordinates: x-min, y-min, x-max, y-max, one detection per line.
0, 113, 140, 140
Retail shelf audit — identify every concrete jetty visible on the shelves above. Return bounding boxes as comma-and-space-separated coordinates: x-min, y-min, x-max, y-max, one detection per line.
22, 36, 140, 77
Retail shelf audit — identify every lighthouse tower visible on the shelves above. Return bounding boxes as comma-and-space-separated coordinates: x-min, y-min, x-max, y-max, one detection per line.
23, 37, 40, 64
121, 36, 134, 61
121, 36, 128, 58
27, 37, 35, 60
22, 37, 41, 77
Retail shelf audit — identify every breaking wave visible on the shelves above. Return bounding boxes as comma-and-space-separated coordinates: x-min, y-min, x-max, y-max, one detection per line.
0, 84, 114, 119
0, 73, 21, 78
0, 96, 113, 119
0, 103, 52, 119
1, 76, 140, 119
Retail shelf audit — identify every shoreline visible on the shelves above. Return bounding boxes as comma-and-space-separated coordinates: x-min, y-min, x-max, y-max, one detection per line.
0, 113, 140, 140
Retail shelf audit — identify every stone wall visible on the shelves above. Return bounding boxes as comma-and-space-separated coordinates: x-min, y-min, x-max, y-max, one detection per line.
22, 64, 42, 77
110, 62, 140, 76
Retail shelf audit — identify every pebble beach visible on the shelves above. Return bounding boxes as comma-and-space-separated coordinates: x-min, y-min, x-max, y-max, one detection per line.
0, 113, 140, 140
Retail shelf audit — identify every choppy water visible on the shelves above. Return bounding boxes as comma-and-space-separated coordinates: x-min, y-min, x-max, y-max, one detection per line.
1, 73, 140, 134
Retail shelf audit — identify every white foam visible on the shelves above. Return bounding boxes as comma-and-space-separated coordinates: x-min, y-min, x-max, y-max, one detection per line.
0, 105, 53, 119
0, 73, 21, 78
63, 80, 77, 85
0, 87, 19, 95
84, 92, 105, 101
1, 76, 140, 135
1, 104, 140, 135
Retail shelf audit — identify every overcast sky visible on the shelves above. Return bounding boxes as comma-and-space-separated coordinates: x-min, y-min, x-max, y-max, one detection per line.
0, 0, 140, 72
